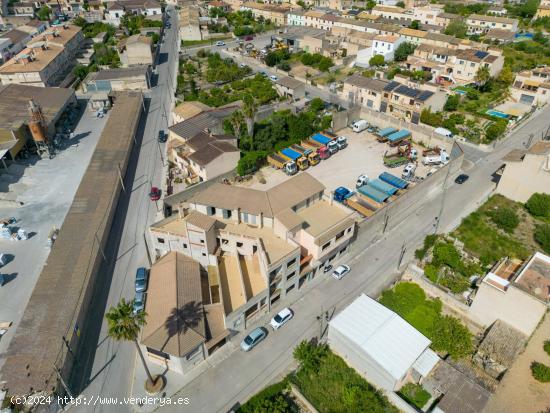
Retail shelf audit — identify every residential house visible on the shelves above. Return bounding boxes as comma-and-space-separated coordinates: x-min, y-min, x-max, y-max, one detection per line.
117, 34, 153, 67
371, 34, 404, 62
342, 73, 388, 110
487, 6, 507, 16
371, 5, 408, 21
510, 66, 550, 107
287, 10, 305, 26
466, 14, 518, 35
434, 12, 460, 27
303, 11, 334, 31
140, 251, 229, 374
0, 25, 84, 87
328, 294, 440, 391
170, 131, 239, 183
535, 0, 550, 18
150, 173, 356, 330
0, 29, 31, 63
240, 2, 289, 26
11, 2, 35, 16
207, 0, 230, 12
398, 27, 427, 45
106, 0, 162, 25
16, 20, 49, 38
172, 101, 211, 124
381, 80, 447, 124
451, 48, 504, 84
82, 66, 151, 94
496, 141, 550, 203
84, 0, 106, 22
469, 251, 550, 336
179, 5, 202, 41
412, 4, 444, 25
274, 76, 305, 100
485, 28, 515, 43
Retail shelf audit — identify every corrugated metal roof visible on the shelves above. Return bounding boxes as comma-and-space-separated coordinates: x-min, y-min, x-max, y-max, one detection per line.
329, 294, 431, 382
412, 348, 439, 377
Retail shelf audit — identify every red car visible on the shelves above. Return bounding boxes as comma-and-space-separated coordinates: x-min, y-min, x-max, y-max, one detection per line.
149, 186, 161, 201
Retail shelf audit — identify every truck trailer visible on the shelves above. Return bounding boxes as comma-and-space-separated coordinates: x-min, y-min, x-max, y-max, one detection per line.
368, 178, 399, 196
387, 129, 411, 146
358, 184, 390, 203
280, 148, 309, 170
379, 172, 408, 189
267, 153, 297, 175
333, 187, 377, 217
291, 144, 320, 166
376, 127, 398, 142
302, 139, 330, 160
311, 133, 338, 154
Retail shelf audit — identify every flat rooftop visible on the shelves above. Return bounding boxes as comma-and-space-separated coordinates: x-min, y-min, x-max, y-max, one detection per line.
218, 254, 246, 314
514, 252, 550, 303
218, 220, 298, 265
297, 200, 354, 240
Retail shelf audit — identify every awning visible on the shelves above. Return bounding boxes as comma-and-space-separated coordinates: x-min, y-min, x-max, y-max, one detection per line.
523, 79, 541, 87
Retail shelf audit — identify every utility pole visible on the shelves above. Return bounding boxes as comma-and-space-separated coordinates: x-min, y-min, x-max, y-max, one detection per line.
397, 242, 406, 270
54, 366, 74, 400
117, 163, 126, 193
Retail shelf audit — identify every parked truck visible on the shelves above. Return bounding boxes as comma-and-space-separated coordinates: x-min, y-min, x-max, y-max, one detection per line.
333, 187, 377, 217
267, 153, 298, 175
311, 133, 338, 155
379, 172, 408, 189
376, 127, 398, 142
387, 129, 411, 147
422, 149, 449, 166
280, 148, 309, 170
358, 184, 390, 203
291, 144, 320, 166
302, 139, 330, 160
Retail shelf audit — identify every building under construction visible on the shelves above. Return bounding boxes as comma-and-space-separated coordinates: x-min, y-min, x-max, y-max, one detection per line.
0, 91, 144, 401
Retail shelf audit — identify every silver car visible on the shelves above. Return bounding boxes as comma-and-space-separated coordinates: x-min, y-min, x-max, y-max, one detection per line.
240, 327, 267, 351
332, 264, 351, 280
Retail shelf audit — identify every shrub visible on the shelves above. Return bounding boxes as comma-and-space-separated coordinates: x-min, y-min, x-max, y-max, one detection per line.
424, 264, 439, 283
531, 361, 550, 382
399, 383, 431, 409
535, 224, 550, 254
488, 207, 519, 233
369, 54, 385, 67
544, 340, 550, 357
431, 315, 473, 359
432, 242, 461, 270
237, 379, 295, 413
415, 234, 438, 260
526, 193, 550, 218
237, 151, 266, 175
438, 271, 471, 294
293, 340, 329, 371
444, 94, 460, 111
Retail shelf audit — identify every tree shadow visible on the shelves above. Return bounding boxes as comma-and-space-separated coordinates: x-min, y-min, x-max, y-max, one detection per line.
161, 301, 204, 353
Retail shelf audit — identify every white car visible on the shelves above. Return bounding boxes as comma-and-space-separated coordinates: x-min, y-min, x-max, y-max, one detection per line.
332, 264, 350, 280
215, 41, 225, 46
269, 75, 278, 82
270, 307, 293, 330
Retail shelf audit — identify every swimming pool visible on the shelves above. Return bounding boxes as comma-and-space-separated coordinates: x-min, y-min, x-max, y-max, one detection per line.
454, 89, 467, 95
486, 109, 510, 119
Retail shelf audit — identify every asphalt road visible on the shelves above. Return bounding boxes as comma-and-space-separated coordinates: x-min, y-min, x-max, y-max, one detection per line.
69, 7, 179, 412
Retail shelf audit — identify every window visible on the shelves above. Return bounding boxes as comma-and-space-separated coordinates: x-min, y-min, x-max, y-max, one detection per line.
286, 284, 295, 294
157, 238, 165, 244
182, 243, 188, 248
237, 241, 243, 248
147, 347, 170, 360
202, 252, 206, 257
322, 241, 331, 251
470, 62, 475, 67
242, 212, 249, 223
287, 271, 296, 280
186, 345, 202, 360
287, 257, 297, 267
200, 239, 205, 244
346, 227, 352, 234
335, 230, 345, 241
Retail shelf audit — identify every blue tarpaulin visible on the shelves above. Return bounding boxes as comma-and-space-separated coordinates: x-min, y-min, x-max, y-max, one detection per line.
368, 179, 398, 196
387, 129, 411, 144
311, 133, 332, 145
379, 172, 408, 189
358, 184, 389, 203
377, 127, 398, 137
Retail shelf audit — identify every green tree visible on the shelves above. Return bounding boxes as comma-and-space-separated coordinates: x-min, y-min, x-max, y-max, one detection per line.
488, 207, 519, 233
485, 120, 507, 142
309, 97, 325, 113
531, 361, 550, 382
410, 20, 420, 30
497, 66, 514, 85
369, 54, 385, 67
475, 65, 491, 87
105, 299, 156, 386
526, 193, 550, 218
444, 20, 467, 38
230, 110, 245, 139
420, 108, 443, 127
73, 64, 90, 80
366, 0, 376, 9
243, 94, 257, 137
396, 1, 405, 7
535, 224, 550, 254
36, 5, 51, 21
444, 94, 460, 111
293, 340, 329, 371
394, 42, 417, 61
431, 315, 473, 359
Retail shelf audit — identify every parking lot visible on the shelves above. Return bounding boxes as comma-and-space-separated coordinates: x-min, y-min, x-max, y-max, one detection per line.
238, 126, 433, 194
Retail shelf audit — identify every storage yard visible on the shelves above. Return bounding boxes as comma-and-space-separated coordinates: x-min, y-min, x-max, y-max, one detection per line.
238, 125, 440, 217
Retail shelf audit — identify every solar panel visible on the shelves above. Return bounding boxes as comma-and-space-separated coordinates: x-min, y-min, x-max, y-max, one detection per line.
383, 81, 400, 91
395, 85, 419, 98
417, 90, 434, 101
474, 51, 489, 59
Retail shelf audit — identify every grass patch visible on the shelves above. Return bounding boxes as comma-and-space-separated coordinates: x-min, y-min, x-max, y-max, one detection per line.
237, 378, 298, 413
531, 361, 550, 383
380, 282, 473, 359
452, 195, 535, 265
292, 342, 398, 413
398, 383, 431, 409
182, 36, 232, 47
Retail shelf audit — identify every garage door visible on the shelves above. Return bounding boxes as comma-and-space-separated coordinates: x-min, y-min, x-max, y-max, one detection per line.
520, 94, 535, 105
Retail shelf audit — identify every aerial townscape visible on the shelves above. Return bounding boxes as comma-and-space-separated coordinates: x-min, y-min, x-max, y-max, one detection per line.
1, 0, 550, 411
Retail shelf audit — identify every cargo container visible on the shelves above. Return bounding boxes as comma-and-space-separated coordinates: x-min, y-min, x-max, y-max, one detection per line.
267, 153, 297, 175
311, 133, 332, 146
358, 184, 390, 203
379, 172, 408, 189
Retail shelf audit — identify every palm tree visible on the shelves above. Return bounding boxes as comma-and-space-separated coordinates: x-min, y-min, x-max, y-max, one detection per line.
229, 110, 245, 139
475, 66, 491, 88
105, 298, 156, 387
242, 94, 257, 138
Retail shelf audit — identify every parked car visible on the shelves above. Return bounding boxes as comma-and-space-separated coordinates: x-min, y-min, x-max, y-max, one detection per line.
455, 174, 469, 184
133, 291, 145, 314
158, 130, 167, 143
215, 41, 225, 46
270, 308, 293, 330
332, 264, 351, 280
269, 75, 278, 82
356, 174, 368, 188
240, 327, 267, 351
402, 163, 416, 180
135, 267, 149, 292
149, 186, 161, 201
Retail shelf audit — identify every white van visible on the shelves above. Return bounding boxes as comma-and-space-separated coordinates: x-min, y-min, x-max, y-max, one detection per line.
434, 127, 453, 138
352, 120, 368, 133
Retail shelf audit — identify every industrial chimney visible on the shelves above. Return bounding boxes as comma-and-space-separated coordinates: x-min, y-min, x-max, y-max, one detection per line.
28, 99, 47, 143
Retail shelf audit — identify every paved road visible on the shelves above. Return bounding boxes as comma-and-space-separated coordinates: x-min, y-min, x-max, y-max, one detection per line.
153, 105, 550, 413
69, 7, 179, 412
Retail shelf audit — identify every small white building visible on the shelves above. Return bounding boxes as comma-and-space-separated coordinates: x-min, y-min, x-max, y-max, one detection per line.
329, 294, 440, 391
371, 34, 404, 63
287, 10, 305, 26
